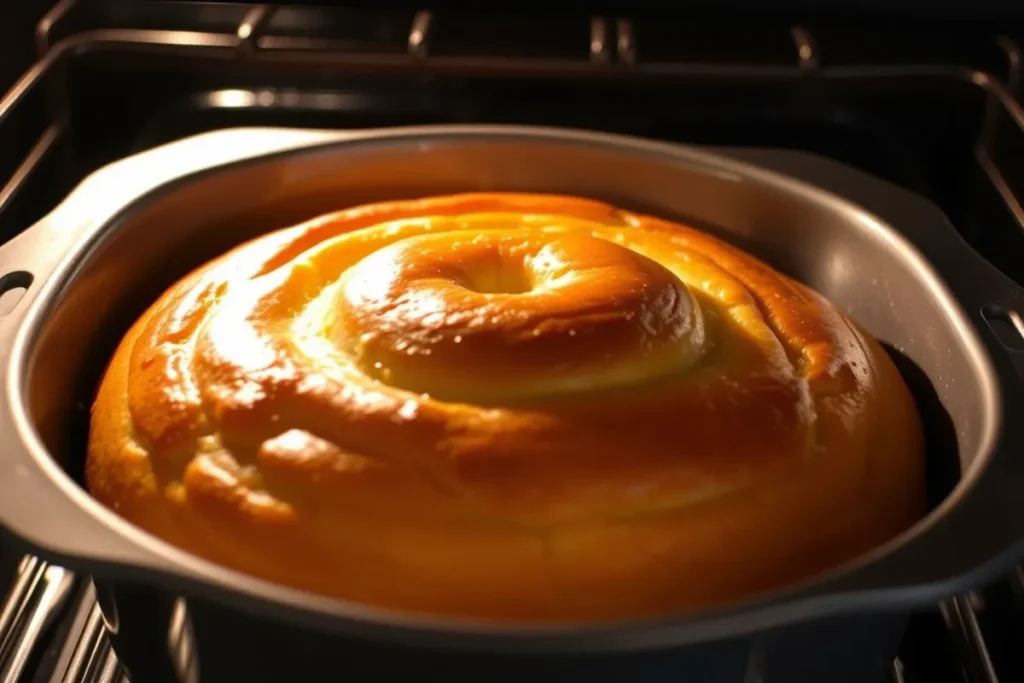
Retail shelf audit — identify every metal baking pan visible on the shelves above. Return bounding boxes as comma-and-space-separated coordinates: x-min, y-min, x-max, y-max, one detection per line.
0, 125, 1022, 682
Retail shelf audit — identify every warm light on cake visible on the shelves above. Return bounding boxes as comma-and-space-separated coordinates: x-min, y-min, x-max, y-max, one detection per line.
86, 192, 926, 623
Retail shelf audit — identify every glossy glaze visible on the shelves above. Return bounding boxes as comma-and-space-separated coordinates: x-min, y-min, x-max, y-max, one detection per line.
86, 193, 925, 623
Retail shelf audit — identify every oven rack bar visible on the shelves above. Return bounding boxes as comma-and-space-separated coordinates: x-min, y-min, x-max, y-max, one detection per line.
48, 584, 128, 683
1, 5, 1023, 226
0, 3, 1021, 682
0, 11, 1020, 235
0, 558, 75, 683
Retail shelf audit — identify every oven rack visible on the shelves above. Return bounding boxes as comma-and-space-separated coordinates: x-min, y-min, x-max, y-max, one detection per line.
0, 3, 1023, 682
2, 2, 1024, 231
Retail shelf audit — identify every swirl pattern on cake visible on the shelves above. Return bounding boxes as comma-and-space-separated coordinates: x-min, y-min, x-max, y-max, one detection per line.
87, 193, 925, 623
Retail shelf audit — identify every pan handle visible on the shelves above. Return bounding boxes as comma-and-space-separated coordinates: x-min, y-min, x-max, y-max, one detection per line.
0, 219, 77, 344
977, 304, 1024, 378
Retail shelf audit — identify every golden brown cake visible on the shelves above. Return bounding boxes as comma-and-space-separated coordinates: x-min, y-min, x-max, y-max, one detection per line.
86, 193, 926, 623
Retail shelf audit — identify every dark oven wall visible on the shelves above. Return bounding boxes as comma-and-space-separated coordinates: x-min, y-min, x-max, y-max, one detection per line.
0, 4, 40, 86
0, 2, 52, 236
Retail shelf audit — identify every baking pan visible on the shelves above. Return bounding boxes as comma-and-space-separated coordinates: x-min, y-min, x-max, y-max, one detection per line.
0, 125, 1022, 682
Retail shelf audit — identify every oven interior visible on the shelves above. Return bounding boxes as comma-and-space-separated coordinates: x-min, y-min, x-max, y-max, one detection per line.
1, 3, 1024, 683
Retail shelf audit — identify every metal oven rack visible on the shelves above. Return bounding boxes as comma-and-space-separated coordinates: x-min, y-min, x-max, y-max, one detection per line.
1, 3, 1024, 682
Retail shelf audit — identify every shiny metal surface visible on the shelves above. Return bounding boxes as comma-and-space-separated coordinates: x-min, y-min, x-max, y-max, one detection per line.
0, 557, 74, 683
0, 123, 1017, 656
51, 584, 129, 683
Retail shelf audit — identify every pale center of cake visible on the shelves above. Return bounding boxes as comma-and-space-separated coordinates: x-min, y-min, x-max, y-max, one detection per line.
330, 228, 705, 402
